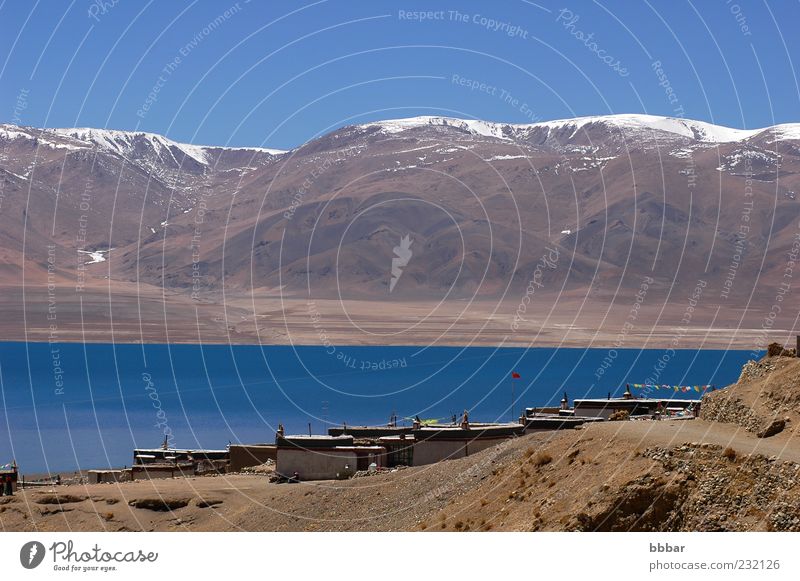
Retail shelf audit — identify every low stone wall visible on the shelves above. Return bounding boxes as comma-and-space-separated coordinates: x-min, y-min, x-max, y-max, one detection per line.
700, 392, 784, 437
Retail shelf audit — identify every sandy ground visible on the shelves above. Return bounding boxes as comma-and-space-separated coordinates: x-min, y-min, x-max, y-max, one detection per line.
2, 418, 797, 532
1, 283, 794, 348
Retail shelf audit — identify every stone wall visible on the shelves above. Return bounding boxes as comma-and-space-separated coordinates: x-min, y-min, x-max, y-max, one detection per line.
700, 359, 786, 437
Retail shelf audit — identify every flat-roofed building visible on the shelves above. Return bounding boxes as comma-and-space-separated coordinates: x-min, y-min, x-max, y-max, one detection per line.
132, 448, 228, 465
88, 469, 131, 484
410, 423, 524, 466
573, 397, 700, 419
229, 444, 277, 472
328, 425, 412, 438
275, 435, 385, 481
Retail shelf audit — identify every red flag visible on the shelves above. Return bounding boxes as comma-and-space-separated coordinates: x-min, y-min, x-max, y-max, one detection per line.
511, 372, 521, 379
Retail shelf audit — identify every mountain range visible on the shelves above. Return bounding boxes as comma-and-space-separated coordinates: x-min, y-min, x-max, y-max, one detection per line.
1, 113, 798, 344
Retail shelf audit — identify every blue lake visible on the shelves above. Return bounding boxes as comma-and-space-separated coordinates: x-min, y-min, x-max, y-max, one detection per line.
0, 342, 756, 474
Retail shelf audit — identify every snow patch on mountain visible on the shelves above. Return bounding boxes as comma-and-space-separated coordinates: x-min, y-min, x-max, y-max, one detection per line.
486, 154, 528, 161
360, 116, 511, 140
48, 128, 286, 164
357, 114, 798, 145
536, 114, 760, 143
209, 144, 288, 156
761, 124, 800, 142
51, 128, 210, 165
716, 148, 781, 172
1, 124, 86, 151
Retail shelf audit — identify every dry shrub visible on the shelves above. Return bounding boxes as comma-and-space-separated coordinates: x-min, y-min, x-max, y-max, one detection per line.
722, 447, 737, 461
767, 343, 796, 357
608, 409, 631, 422
532, 451, 553, 467
767, 343, 783, 357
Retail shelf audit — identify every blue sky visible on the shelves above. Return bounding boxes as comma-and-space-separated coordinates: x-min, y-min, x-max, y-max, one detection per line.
1, 0, 798, 149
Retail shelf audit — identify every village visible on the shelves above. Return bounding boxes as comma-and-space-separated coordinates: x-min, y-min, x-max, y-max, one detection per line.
3, 381, 705, 491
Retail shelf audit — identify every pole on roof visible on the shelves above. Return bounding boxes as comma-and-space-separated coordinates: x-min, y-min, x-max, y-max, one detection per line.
511, 375, 515, 423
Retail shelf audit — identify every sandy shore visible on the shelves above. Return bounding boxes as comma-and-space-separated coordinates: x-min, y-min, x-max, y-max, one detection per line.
1, 283, 794, 349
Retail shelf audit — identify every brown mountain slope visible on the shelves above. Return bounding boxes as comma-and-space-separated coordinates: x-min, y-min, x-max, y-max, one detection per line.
2, 116, 800, 344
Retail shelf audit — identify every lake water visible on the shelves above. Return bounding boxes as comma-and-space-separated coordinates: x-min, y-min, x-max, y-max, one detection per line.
0, 342, 756, 474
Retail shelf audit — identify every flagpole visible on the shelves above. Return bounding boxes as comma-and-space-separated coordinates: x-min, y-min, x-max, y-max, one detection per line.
511, 375, 515, 423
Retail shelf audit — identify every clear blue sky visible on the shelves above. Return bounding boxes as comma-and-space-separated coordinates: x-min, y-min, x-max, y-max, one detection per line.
1, 0, 798, 149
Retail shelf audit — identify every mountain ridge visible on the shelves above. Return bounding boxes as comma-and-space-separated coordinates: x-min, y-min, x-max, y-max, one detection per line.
1, 110, 799, 346
4, 112, 800, 158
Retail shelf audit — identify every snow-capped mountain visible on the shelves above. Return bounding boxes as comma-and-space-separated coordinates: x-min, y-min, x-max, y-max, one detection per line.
1, 112, 799, 313
356, 113, 800, 146
49, 127, 286, 162
0, 124, 286, 177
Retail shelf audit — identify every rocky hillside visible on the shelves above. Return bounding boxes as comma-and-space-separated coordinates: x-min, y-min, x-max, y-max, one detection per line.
701, 350, 800, 438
